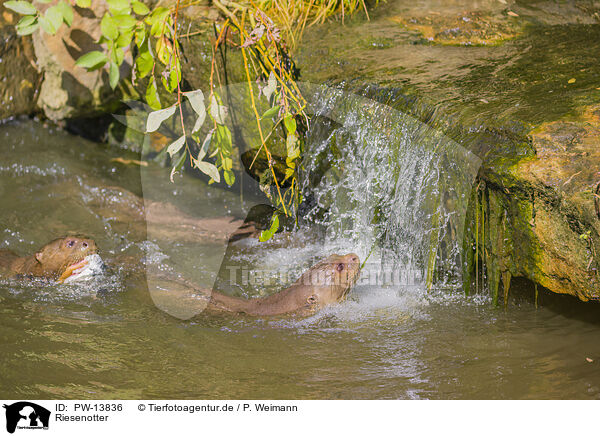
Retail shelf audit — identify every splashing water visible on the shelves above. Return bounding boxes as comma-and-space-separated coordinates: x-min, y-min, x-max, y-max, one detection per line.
63, 254, 106, 284
300, 84, 481, 292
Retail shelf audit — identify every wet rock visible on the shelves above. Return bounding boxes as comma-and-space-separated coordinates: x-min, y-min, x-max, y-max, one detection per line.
468, 104, 600, 301
106, 108, 146, 152
511, 1, 600, 25
156, 0, 220, 21
0, 6, 41, 120
296, 0, 600, 301
502, 105, 600, 300
31, 3, 133, 121
389, 10, 523, 46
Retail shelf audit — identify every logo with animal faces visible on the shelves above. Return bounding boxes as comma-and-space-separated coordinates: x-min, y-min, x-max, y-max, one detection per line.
2, 402, 50, 434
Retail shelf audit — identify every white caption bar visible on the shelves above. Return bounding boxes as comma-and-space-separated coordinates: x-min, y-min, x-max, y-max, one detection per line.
0, 400, 596, 436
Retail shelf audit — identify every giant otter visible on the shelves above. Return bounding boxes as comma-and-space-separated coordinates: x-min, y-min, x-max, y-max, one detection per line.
82, 184, 263, 244
0, 236, 97, 282
0, 235, 359, 318
147, 253, 361, 318
205, 253, 361, 316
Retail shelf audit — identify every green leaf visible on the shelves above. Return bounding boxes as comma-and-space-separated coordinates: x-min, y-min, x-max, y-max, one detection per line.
145, 76, 161, 110
283, 167, 295, 181
16, 20, 39, 35
45, 6, 63, 33
262, 71, 277, 100
184, 89, 205, 117
170, 151, 186, 183
56, 1, 73, 26
286, 134, 300, 158
283, 113, 296, 135
259, 213, 279, 242
270, 213, 280, 231
197, 132, 212, 160
210, 94, 228, 124
222, 157, 233, 171
192, 114, 205, 134
38, 16, 55, 34
106, 0, 131, 15
167, 135, 186, 157
215, 125, 232, 153
131, 1, 149, 15
155, 36, 171, 65
109, 61, 119, 89
195, 160, 220, 183
147, 7, 169, 36
135, 50, 153, 78
110, 45, 125, 65
112, 13, 137, 30
101, 14, 118, 40
115, 29, 133, 48
75, 50, 108, 69
146, 105, 177, 132
161, 65, 180, 93
4, 1, 37, 15
36, 0, 53, 3
261, 104, 280, 119
187, 89, 205, 132
16, 14, 36, 28
259, 230, 272, 242
134, 23, 146, 47
75, 0, 91, 6
224, 170, 235, 186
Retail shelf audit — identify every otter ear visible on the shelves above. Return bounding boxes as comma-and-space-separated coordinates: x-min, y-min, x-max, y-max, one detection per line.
35, 251, 44, 263
307, 294, 318, 305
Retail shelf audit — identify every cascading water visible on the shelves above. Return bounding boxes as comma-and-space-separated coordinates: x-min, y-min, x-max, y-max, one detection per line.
132, 81, 482, 320
300, 84, 482, 292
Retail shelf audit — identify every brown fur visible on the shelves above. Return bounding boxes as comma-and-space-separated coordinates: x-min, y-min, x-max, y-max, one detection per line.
84, 185, 259, 243
207, 253, 361, 316
0, 236, 97, 280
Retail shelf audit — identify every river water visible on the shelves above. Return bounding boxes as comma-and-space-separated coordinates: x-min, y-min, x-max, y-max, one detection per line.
1, 118, 600, 399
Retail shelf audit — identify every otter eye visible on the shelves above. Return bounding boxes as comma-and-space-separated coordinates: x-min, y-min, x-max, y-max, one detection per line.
67, 240, 75, 248
82, 242, 88, 248
336, 263, 344, 272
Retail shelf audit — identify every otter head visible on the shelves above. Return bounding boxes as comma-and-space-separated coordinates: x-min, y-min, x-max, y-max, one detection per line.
300, 253, 360, 311
34, 236, 97, 280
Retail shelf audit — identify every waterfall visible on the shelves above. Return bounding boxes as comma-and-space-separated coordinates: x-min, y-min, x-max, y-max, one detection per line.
300, 84, 482, 291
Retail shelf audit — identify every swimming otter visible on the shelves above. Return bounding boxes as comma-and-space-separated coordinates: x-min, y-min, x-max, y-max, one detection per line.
206, 253, 361, 316
81, 184, 263, 244
0, 236, 97, 282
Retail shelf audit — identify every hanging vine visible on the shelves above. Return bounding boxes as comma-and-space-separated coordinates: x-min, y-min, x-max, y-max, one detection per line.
5, 0, 372, 238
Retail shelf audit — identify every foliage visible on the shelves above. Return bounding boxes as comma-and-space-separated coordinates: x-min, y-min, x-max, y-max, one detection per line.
250, 0, 372, 49
6, 0, 372, 239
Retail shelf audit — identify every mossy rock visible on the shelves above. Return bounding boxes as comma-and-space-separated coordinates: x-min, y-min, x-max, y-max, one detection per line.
389, 10, 523, 46
296, 0, 600, 301
0, 6, 41, 120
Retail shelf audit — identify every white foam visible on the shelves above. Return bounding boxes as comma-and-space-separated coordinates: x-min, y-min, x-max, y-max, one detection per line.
63, 254, 105, 283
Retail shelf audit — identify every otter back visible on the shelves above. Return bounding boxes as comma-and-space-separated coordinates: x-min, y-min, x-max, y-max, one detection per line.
205, 253, 361, 317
